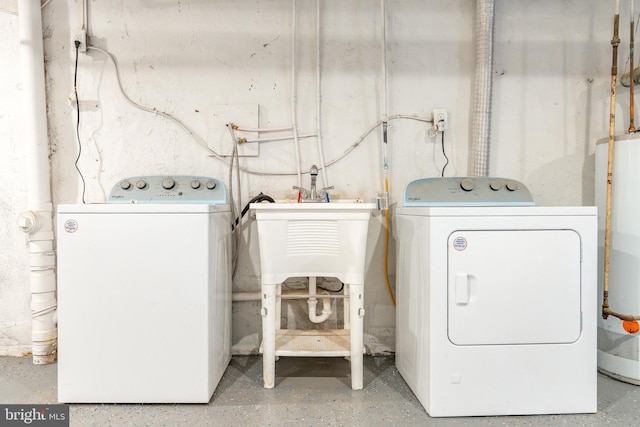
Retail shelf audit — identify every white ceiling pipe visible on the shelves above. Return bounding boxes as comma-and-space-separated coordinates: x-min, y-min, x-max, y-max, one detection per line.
469, 0, 495, 177
291, 0, 302, 189
17, 0, 57, 365
315, 0, 329, 189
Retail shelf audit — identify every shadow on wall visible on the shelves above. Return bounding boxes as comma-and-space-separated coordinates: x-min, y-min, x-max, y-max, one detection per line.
583, 152, 596, 206
526, 152, 595, 207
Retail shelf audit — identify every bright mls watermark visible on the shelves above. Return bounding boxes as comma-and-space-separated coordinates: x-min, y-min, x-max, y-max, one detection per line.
0, 405, 69, 426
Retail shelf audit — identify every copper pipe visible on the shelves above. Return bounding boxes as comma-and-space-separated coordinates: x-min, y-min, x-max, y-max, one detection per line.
603, 308, 640, 321
602, 2, 620, 320
630, 1, 636, 133
603, 3, 640, 324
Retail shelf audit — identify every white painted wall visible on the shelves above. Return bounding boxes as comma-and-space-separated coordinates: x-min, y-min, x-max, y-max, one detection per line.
0, 0, 621, 356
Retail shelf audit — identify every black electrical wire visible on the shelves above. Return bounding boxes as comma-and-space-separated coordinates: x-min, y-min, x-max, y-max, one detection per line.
73, 41, 87, 203
440, 130, 449, 177
317, 281, 345, 293
232, 193, 275, 229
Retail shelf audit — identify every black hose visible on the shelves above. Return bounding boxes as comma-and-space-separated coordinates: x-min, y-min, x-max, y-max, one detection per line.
233, 193, 275, 229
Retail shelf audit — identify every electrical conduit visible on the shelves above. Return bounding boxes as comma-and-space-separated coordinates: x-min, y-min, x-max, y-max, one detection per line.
17, 0, 57, 365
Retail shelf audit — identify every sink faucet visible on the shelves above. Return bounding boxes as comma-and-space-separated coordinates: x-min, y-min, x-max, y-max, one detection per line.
293, 165, 334, 202
309, 165, 319, 200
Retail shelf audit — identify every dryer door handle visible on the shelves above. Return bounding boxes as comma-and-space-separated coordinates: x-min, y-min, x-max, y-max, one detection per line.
455, 273, 469, 305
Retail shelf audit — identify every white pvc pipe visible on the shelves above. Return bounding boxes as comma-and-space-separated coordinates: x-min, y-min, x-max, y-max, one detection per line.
307, 276, 332, 323
242, 133, 317, 143
234, 125, 293, 133
17, 0, 57, 365
315, 0, 329, 189
291, 0, 302, 188
381, 0, 388, 123
380, 0, 390, 193
232, 291, 262, 302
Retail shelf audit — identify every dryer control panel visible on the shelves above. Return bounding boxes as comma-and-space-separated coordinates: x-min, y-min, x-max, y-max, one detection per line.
108, 175, 227, 204
403, 177, 535, 207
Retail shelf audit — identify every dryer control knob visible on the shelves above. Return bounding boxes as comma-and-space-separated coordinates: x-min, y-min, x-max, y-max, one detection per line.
191, 179, 201, 189
206, 180, 217, 190
162, 177, 176, 190
489, 181, 502, 191
460, 178, 475, 192
120, 180, 132, 190
136, 180, 147, 190
506, 181, 519, 191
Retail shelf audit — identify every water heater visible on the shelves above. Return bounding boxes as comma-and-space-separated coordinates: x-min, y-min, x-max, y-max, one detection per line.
596, 134, 640, 384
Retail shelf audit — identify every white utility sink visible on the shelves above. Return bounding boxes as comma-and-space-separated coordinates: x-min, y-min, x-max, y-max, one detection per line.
250, 201, 375, 390
250, 202, 375, 285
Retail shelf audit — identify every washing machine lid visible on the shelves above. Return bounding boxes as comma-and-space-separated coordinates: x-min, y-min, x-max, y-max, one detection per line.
403, 177, 535, 207
447, 229, 582, 346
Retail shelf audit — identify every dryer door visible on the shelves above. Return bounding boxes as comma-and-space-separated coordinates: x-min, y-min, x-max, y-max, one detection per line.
447, 229, 582, 345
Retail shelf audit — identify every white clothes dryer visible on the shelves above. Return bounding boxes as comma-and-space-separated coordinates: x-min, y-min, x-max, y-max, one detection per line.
57, 176, 232, 403
394, 177, 597, 417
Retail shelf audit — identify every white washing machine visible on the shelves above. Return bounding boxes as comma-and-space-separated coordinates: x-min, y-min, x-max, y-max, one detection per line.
394, 177, 597, 417
57, 176, 232, 403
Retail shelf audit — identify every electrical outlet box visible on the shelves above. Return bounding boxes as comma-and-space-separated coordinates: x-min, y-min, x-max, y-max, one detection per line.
434, 108, 447, 132
73, 29, 87, 53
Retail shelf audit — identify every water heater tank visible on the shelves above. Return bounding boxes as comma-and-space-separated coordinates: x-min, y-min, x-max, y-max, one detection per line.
595, 134, 640, 384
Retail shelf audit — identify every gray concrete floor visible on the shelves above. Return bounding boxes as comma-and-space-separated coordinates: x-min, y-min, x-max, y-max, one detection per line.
1, 355, 639, 426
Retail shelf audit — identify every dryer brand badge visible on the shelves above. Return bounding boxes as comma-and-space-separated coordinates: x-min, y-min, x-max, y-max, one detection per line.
64, 219, 78, 233
453, 236, 467, 251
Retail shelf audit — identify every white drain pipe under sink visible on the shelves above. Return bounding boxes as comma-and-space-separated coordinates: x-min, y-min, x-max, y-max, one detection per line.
307, 276, 332, 324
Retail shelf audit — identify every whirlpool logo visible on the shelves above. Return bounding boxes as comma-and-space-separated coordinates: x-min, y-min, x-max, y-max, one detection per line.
1, 405, 68, 426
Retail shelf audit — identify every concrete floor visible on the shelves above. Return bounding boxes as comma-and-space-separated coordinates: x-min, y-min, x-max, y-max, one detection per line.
1, 355, 639, 426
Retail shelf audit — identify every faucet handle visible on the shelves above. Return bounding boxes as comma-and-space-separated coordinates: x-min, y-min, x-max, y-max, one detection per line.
319, 186, 334, 201
293, 185, 309, 198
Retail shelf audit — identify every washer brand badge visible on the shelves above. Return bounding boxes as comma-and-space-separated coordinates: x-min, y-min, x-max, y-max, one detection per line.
453, 236, 467, 251
64, 219, 78, 233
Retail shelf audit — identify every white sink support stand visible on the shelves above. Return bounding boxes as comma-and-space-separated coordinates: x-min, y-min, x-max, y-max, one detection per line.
260, 281, 365, 390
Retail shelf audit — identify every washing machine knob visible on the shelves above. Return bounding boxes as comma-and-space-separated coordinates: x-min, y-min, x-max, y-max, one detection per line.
460, 178, 475, 192
506, 181, 519, 191
489, 181, 502, 191
162, 177, 176, 190
191, 179, 201, 189
136, 180, 147, 190
120, 180, 132, 190
206, 180, 217, 190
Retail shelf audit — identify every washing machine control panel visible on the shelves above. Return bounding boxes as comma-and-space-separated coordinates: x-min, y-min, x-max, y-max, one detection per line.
403, 177, 535, 206
108, 175, 226, 204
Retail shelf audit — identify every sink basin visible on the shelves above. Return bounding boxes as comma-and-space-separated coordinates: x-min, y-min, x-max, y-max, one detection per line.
250, 202, 376, 284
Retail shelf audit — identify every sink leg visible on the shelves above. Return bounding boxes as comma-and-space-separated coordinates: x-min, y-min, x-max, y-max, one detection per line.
349, 283, 364, 390
261, 283, 277, 389
344, 283, 350, 329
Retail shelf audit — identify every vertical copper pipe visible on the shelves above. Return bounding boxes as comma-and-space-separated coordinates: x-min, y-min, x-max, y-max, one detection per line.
603, 2, 621, 320
630, 1, 636, 133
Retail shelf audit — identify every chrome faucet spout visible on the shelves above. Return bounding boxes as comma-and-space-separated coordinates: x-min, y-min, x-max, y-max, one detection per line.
310, 165, 319, 200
